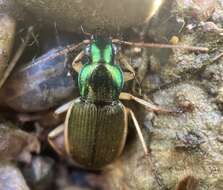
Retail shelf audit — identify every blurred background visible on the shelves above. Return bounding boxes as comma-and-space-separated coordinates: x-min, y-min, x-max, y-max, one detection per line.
0, 0, 223, 190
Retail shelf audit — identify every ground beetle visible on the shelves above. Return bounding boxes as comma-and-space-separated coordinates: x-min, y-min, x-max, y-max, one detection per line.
47, 35, 208, 170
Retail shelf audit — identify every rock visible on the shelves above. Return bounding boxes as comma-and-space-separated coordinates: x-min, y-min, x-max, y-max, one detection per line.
147, 0, 185, 41
22, 156, 54, 190
202, 59, 223, 95
104, 83, 223, 190
0, 122, 40, 163
0, 47, 78, 112
0, 0, 26, 21
212, 0, 223, 23
0, 162, 30, 190
176, 0, 217, 21
15, 0, 163, 33
151, 83, 223, 189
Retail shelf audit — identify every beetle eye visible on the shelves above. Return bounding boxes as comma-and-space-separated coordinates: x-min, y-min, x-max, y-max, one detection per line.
84, 45, 91, 56
112, 44, 119, 55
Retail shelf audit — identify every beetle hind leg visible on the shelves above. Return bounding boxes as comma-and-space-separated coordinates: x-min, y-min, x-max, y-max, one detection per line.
48, 124, 67, 157
127, 108, 148, 156
126, 108, 165, 188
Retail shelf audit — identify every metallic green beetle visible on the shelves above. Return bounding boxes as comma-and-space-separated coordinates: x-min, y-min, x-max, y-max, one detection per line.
48, 36, 177, 170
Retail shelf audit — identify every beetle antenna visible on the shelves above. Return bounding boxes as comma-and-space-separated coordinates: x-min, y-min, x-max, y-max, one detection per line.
33, 40, 90, 65
112, 39, 209, 52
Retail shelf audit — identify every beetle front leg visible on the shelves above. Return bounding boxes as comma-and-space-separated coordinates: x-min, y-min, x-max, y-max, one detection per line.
72, 51, 84, 73
123, 72, 135, 82
118, 53, 136, 78
120, 92, 180, 114
48, 124, 67, 157
118, 53, 141, 86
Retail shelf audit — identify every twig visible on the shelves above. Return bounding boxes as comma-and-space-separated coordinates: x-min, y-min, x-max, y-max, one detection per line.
113, 40, 209, 52
0, 26, 34, 89
211, 52, 223, 62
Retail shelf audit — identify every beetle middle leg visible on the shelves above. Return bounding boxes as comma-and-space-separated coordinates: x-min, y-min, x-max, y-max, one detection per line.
120, 92, 180, 114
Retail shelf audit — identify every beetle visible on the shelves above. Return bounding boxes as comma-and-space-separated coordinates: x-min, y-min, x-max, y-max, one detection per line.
44, 36, 210, 183
46, 35, 210, 171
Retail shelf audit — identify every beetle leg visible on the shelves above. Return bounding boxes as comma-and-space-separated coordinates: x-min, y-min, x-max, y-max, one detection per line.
123, 72, 135, 82
55, 100, 75, 114
118, 53, 136, 78
127, 108, 148, 155
120, 92, 180, 114
48, 124, 67, 157
118, 53, 136, 82
72, 51, 84, 73
126, 108, 165, 188
118, 53, 141, 86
